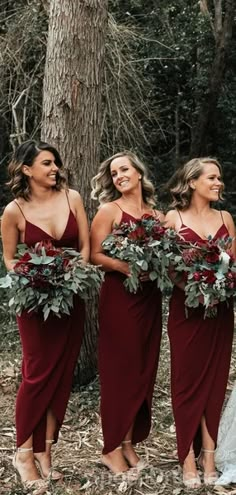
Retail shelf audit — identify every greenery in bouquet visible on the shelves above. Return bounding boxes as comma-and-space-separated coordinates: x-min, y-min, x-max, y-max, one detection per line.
171, 235, 236, 318
101, 215, 174, 293
0, 241, 104, 321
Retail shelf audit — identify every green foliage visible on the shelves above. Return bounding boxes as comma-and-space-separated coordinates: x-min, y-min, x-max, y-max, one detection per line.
0, 242, 18, 351
0, 0, 47, 211
0, 242, 104, 321
109, 0, 236, 216
0, 0, 235, 217
101, 217, 173, 293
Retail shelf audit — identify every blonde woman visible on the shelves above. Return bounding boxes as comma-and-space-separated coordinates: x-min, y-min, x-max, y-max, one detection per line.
91, 151, 164, 475
165, 158, 235, 489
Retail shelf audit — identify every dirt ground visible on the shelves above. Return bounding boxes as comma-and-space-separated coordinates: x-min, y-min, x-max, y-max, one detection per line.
0, 306, 236, 495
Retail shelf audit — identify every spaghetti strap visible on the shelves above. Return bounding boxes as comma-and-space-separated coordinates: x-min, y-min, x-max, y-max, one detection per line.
220, 210, 225, 225
113, 202, 123, 212
65, 189, 71, 211
176, 209, 183, 223
152, 209, 161, 220
14, 200, 27, 220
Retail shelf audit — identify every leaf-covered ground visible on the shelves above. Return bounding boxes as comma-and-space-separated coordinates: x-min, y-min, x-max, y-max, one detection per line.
0, 304, 236, 495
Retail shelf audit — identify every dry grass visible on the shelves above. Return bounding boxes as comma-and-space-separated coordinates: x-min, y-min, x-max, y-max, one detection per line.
0, 303, 236, 495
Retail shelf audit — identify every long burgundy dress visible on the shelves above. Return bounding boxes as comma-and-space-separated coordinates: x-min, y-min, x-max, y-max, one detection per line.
168, 222, 234, 464
15, 200, 85, 453
99, 210, 162, 455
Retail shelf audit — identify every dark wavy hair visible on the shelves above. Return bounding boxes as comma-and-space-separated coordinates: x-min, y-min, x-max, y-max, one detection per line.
7, 140, 67, 200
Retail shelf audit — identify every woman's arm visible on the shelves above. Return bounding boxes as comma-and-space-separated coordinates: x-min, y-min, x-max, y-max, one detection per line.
90, 204, 130, 275
164, 209, 180, 229
1, 203, 20, 270
223, 211, 236, 258
69, 189, 90, 262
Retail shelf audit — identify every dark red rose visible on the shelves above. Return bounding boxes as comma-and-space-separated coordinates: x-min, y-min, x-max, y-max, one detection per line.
128, 226, 146, 241
202, 269, 216, 284
46, 248, 61, 256
14, 252, 31, 266
152, 224, 166, 239
205, 250, 220, 264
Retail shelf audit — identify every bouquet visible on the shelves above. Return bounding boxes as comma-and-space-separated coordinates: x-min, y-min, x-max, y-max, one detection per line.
171, 235, 236, 318
101, 215, 173, 293
0, 240, 104, 320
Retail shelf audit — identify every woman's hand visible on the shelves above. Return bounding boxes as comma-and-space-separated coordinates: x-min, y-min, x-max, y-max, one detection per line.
139, 271, 150, 282
114, 259, 130, 277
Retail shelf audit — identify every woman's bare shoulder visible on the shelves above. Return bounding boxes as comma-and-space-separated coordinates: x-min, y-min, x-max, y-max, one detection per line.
220, 210, 235, 229
97, 201, 120, 214
164, 209, 179, 227
2, 200, 21, 218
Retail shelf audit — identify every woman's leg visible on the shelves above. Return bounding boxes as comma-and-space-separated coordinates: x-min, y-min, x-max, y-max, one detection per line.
14, 435, 42, 482
101, 425, 138, 474
34, 409, 62, 479
102, 423, 145, 473
122, 425, 140, 467
182, 443, 201, 488
199, 415, 217, 480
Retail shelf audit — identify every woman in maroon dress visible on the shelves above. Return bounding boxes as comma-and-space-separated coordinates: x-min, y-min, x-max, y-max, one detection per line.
165, 157, 235, 489
90, 151, 163, 475
1, 140, 89, 494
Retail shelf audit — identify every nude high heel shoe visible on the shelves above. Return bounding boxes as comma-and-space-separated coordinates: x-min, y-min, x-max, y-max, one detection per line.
34, 439, 63, 481
197, 448, 218, 485
183, 450, 201, 489
13, 447, 48, 495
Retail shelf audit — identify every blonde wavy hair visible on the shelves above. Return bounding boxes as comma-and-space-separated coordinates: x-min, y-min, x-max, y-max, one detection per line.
91, 151, 156, 207
167, 157, 224, 210
8, 140, 67, 200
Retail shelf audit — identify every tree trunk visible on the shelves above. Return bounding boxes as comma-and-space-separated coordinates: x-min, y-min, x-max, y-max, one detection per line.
190, 0, 235, 157
41, 0, 108, 385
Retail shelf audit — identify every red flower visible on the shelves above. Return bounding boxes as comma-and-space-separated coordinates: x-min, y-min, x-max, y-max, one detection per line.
205, 246, 220, 264
193, 271, 202, 281
14, 263, 31, 275
14, 252, 31, 266
33, 240, 62, 256
202, 269, 216, 284
182, 248, 202, 266
152, 224, 166, 239
128, 226, 146, 241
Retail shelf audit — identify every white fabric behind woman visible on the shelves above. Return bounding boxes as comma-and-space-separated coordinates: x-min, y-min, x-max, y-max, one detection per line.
215, 384, 236, 485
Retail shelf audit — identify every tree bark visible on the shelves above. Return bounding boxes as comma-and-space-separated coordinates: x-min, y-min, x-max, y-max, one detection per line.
41, 0, 108, 385
190, 0, 235, 157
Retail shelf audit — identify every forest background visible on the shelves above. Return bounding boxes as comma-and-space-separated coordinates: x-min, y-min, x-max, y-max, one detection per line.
0, 1, 236, 494
0, 0, 236, 215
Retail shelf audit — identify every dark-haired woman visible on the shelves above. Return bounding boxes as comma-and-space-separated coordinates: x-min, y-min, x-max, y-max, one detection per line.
90, 151, 163, 475
1, 140, 89, 494
165, 158, 235, 489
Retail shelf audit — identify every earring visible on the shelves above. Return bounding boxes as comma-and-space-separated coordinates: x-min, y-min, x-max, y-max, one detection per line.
139, 176, 142, 180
